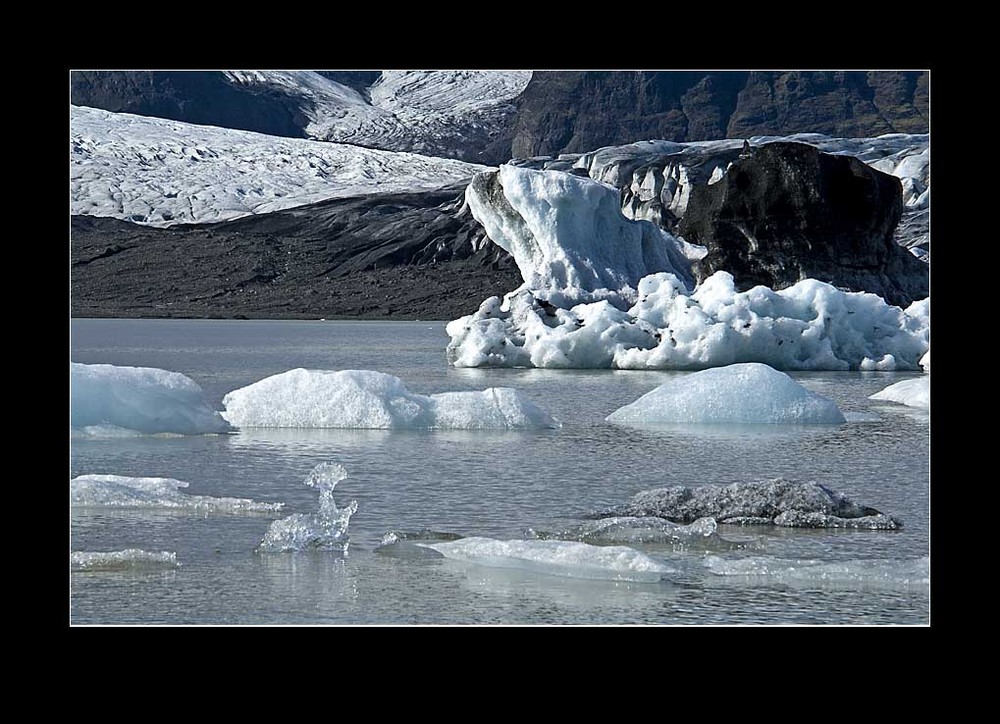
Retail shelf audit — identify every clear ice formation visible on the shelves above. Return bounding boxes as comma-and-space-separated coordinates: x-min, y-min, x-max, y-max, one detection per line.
222, 368, 560, 429
605, 363, 846, 425
593, 479, 902, 529
257, 462, 358, 553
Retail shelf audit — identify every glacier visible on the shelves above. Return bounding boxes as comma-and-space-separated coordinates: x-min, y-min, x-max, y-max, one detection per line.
70, 105, 489, 226
71, 362, 232, 435
221, 368, 559, 430
606, 363, 846, 425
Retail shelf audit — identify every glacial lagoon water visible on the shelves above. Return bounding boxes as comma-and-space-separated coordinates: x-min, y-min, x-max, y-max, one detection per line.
69, 318, 930, 625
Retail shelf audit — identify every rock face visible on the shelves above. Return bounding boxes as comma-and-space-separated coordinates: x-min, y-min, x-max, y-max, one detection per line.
678, 142, 929, 307
592, 479, 902, 529
71, 185, 521, 320
510, 71, 928, 158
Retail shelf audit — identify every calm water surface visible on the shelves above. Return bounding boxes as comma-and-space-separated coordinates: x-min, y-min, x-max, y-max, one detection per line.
70, 319, 930, 625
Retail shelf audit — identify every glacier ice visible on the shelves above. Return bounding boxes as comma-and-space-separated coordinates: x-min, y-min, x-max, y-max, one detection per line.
71, 362, 232, 435
593, 479, 901, 529
222, 368, 559, 429
70, 475, 283, 513
257, 462, 357, 553
606, 363, 846, 425
417, 536, 673, 582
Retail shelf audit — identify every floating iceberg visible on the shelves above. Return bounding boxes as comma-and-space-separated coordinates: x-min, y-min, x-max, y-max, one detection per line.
606, 363, 845, 425
257, 462, 358, 553
594, 479, 901, 529
222, 368, 559, 429
418, 536, 673, 583
71, 362, 232, 435
535, 516, 719, 546
70, 475, 283, 513
71, 549, 179, 571
869, 376, 930, 410
447, 272, 929, 371
704, 555, 929, 588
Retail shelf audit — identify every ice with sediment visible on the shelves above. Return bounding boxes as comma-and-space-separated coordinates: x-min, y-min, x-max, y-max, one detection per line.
71, 549, 179, 571
221, 368, 559, 429
606, 363, 845, 425
71, 362, 232, 435
594, 479, 901, 529
417, 536, 673, 582
534, 516, 719, 545
257, 463, 358, 553
447, 271, 929, 371
70, 475, 283, 513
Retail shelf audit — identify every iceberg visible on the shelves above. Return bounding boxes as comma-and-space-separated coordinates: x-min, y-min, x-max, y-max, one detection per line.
418, 536, 673, 583
257, 462, 357, 553
593, 479, 901, 529
447, 271, 929, 371
222, 368, 559, 429
71, 362, 232, 435
606, 363, 846, 425
869, 376, 930, 410
70, 475, 283, 513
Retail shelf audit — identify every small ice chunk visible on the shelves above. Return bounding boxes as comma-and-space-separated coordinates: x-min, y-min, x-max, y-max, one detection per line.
71, 549, 179, 571
257, 462, 357, 553
869, 376, 930, 409
70, 474, 283, 513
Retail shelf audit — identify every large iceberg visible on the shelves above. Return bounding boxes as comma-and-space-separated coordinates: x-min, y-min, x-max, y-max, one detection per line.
447, 271, 929, 370
70, 475, 283, 513
606, 363, 846, 425
222, 368, 559, 429
465, 164, 703, 306
71, 362, 232, 435
417, 536, 673, 583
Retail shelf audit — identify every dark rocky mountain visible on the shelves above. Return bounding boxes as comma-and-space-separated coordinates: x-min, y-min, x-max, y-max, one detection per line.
71, 71, 929, 163
678, 142, 929, 307
71, 185, 520, 320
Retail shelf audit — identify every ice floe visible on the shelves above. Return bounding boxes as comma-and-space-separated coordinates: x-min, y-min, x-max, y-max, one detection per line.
704, 555, 929, 588
71, 549, 179, 571
71, 362, 232, 435
606, 363, 845, 425
222, 368, 559, 429
417, 536, 673, 582
70, 475, 283, 513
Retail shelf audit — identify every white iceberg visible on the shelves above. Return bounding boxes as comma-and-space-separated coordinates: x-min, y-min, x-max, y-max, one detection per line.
222, 368, 559, 430
606, 363, 846, 425
418, 536, 673, 583
447, 272, 929, 371
869, 376, 930, 410
70, 474, 283, 513
71, 362, 232, 435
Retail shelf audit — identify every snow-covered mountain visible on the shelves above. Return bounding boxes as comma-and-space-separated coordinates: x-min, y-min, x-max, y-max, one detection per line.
70, 105, 488, 226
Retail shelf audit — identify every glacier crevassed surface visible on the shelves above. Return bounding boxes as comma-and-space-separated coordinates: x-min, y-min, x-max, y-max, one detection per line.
70, 475, 283, 513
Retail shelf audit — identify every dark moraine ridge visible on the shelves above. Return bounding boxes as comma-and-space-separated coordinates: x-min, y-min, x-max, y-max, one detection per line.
71, 185, 521, 320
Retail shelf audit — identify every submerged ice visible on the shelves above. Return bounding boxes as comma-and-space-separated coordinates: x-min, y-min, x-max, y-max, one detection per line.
71, 362, 232, 435
71, 549, 179, 571
607, 363, 845, 425
70, 475, 283, 513
257, 462, 358, 553
704, 555, 929, 588
222, 368, 559, 429
418, 536, 673, 583
594, 479, 901, 529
